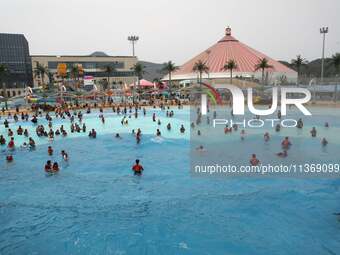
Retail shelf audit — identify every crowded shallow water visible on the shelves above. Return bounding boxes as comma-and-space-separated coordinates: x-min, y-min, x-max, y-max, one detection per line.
0, 106, 340, 254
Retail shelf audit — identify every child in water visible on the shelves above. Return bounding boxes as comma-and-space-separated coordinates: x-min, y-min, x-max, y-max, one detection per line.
132, 159, 144, 175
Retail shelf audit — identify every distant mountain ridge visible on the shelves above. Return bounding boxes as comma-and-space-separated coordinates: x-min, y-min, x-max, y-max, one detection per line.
279, 58, 339, 78
139, 61, 164, 81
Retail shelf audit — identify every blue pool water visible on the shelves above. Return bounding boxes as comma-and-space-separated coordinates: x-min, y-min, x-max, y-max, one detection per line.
0, 106, 340, 254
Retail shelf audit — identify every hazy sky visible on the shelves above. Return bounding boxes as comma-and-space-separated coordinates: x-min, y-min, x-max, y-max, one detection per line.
1, 0, 339, 64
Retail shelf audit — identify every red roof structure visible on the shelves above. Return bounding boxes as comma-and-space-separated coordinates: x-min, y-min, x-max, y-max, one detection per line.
171, 27, 296, 82
129, 79, 154, 87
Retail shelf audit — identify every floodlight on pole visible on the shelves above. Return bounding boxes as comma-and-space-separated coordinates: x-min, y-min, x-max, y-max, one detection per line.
128, 35, 139, 57
320, 27, 328, 84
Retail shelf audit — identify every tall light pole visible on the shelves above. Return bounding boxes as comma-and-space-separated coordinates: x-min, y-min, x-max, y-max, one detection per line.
320, 27, 328, 84
127, 35, 139, 57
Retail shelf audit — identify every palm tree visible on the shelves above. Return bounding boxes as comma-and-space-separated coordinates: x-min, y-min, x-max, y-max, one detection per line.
222, 59, 238, 84
47, 71, 55, 91
34, 62, 48, 87
278, 74, 288, 86
254, 58, 273, 85
291, 55, 308, 85
102, 65, 116, 90
331, 53, 340, 75
192, 60, 209, 87
0, 64, 9, 109
69, 64, 81, 90
162, 61, 179, 99
131, 62, 146, 101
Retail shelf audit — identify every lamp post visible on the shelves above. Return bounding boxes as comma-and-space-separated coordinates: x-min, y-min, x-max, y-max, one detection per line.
127, 35, 139, 57
320, 27, 328, 84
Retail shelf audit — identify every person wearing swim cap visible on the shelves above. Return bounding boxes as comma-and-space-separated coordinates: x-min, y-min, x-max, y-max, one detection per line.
132, 159, 144, 175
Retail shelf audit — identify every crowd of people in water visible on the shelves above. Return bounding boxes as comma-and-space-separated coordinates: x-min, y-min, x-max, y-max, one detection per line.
0, 101, 332, 173
193, 108, 330, 166
0, 102, 189, 175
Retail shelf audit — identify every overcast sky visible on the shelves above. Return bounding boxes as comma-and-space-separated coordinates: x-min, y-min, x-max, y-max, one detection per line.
1, 0, 339, 64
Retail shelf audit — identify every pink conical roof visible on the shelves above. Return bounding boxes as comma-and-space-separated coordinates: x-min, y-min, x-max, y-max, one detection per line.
175, 27, 295, 75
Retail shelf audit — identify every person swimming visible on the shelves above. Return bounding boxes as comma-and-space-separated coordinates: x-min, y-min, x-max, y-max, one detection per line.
275, 124, 281, 132
6, 154, 13, 162
89, 129, 97, 138
297, 118, 304, 129
17, 126, 23, 135
8, 137, 15, 149
277, 110, 281, 119
45, 160, 52, 173
48, 146, 53, 156
240, 130, 246, 140
52, 162, 59, 172
281, 137, 291, 149
196, 145, 206, 152
310, 127, 317, 137
156, 129, 161, 136
264, 132, 270, 142
29, 137, 36, 149
250, 154, 260, 166
21, 142, 28, 149
0, 135, 6, 145
277, 150, 288, 158
167, 123, 171, 130
321, 138, 328, 146
224, 125, 232, 134
132, 159, 144, 175
61, 150, 69, 161
180, 125, 185, 133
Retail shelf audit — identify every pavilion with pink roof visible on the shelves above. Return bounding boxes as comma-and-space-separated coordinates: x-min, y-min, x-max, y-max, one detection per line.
164, 27, 297, 84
